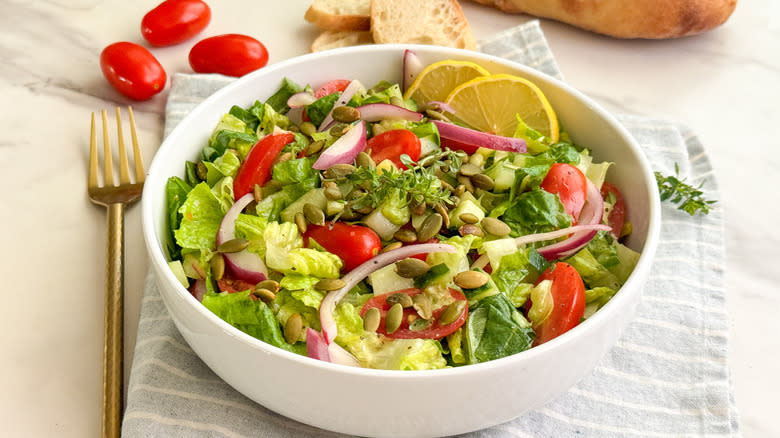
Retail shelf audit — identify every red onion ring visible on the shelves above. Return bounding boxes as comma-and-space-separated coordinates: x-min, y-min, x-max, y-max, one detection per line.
287, 91, 316, 108
537, 179, 605, 260
312, 120, 367, 170
317, 79, 363, 132
433, 120, 527, 153
216, 193, 268, 283
402, 49, 423, 93
356, 103, 424, 122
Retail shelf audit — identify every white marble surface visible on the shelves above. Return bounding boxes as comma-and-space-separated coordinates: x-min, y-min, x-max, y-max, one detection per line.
1, 0, 776, 436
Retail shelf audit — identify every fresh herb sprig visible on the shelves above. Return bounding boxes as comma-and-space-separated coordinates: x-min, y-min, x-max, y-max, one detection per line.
655, 164, 716, 215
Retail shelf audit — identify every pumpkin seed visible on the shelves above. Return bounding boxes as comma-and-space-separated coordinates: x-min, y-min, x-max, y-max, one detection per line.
304, 139, 325, 156
252, 184, 263, 203
393, 228, 418, 243
287, 124, 300, 133
355, 151, 375, 169
435, 203, 450, 229
284, 313, 303, 344
329, 122, 350, 137
323, 163, 356, 179
217, 238, 249, 254
412, 293, 433, 320
456, 175, 474, 193
274, 152, 293, 165
385, 303, 403, 334
363, 307, 381, 332
471, 174, 495, 191
481, 217, 511, 237
381, 242, 403, 253
417, 213, 443, 242
395, 258, 431, 278
453, 184, 466, 197
332, 105, 361, 123
458, 163, 482, 177
299, 121, 317, 137
438, 300, 466, 326
255, 279, 280, 293
314, 278, 346, 292
209, 254, 225, 281
303, 203, 325, 226
454, 270, 490, 290
458, 224, 484, 237
253, 287, 276, 303
459, 212, 479, 224
196, 161, 208, 181
409, 318, 433, 332
294, 212, 307, 234
386, 292, 414, 308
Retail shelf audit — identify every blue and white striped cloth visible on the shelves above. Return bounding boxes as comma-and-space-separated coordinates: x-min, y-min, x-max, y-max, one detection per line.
123, 21, 739, 437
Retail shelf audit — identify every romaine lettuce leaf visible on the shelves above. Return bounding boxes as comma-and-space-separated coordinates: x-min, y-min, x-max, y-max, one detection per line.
500, 188, 571, 237
265, 77, 305, 113
174, 182, 226, 251
463, 293, 534, 364
305, 93, 339, 127
165, 176, 192, 259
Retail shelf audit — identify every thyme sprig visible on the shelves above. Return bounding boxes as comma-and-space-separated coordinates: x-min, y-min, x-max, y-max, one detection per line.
655, 163, 716, 216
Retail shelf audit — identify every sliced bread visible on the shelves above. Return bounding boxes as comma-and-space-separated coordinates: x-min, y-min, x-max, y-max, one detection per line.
370, 0, 477, 50
311, 30, 374, 52
304, 0, 371, 31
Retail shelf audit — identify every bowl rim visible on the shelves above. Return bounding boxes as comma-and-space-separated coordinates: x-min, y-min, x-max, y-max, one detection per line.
142, 43, 662, 379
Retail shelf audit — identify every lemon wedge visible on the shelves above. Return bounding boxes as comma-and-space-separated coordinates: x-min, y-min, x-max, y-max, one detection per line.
444, 74, 559, 142
403, 60, 489, 105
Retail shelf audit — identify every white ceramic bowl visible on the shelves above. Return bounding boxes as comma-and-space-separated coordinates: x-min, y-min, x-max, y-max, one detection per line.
142, 44, 661, 438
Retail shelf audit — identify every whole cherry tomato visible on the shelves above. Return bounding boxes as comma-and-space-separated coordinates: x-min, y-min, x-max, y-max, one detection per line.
141, 0, 211, 47
540, 163, 588, 223
532, 262, 586, 346
100, 42, 167, 100
366, 129, 421, 169
303, 222, 382, 272
360, 288, 468, 340
189, 34, 269, 77
233, 132, 295, 199
601, 181, 627, 239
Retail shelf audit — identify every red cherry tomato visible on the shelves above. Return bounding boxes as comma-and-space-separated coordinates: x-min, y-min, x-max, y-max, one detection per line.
314, 79, 351, 98
217, 277, 256, 295
601, 181, 626, 239
366, 129, 421, 169
439, 137, 479, 155
141, 0, 211, 47
408, 238, 438, 261
189, 34, 269, 77
303, 222, 382, 272
532, 262, 586, 345
360, 288, 468, 339
100, 42, 166, 100
540, 163, 588, 223
233, 132, 295, 199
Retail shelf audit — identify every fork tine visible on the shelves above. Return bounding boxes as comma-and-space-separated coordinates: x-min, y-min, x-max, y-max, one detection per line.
115, 107, 131, 185
89, 113, 99, 189
101, 110, 114, 186
127, 107, 145, 183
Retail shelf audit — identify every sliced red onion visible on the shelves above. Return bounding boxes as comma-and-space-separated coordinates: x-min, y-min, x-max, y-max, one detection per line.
420, 101, 455, 114
319, 243, 455, 343
312, 120, 367, 170
189, 279, 207, 302
287, 91, 316, 108
402, 49, 423, 93
216, 193, 268, 283
317, 79, 364, 131
356, 103, 424, 122
433, 120, 527, 153
306, 328, 330, 361
286, 106, 304, 125
327, 342, 361, 367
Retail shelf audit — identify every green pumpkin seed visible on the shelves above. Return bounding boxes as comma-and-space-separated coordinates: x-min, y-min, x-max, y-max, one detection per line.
471, 174, 495, 191
299, 121, 317, 137
417, 213, 443, 242
209, 254, 225, 281
253, 287, 276, 303
385, 303, 403, 334
332, 105, 361, 123
355, 151, 375, 169
323, 163, 356, 179
454, 270, 490, 290
255, 279, 280, 293
284, 313, 303, 344
322, 181, 342, 200
409, 318, 432, 332
395, 258, 431, 278
393, 228, 418, 243
303, 203, 325, 226
196, 161, 208, 181
287, 124, 300, 133
252, 184, 263, 203
314, 278, 346, 292
453, 184, 466, 197
217, 238, 249, 254
304, 139, 325, 156
459, 224, 484, 237
481, 217, 511, 237
363, 307, 381, 332
412, 293, 433, 320
386, 292, 414, 308
435, 203, 450, 228
458, 163, 482, 177
294, 212, 307, 234
438, 300, 466, 326
459, 213, 479, 224
329, 122, 350, 137
456, 175, 474, 193
381, 242, 403, 253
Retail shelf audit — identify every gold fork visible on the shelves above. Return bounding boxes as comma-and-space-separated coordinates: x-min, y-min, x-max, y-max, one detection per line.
88, 107, 145, 438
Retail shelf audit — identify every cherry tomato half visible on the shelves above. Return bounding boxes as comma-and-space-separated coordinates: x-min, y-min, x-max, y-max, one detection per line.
360, 288, 468, 340
141, 0, 211, 47
100, 42, 166, 101
303, 222, 382, 272
189, 34, 269, 77
532, 262, 586, 345
367, 129, 421, 169
601, 181, 627, 239
314, 79, 351, 99
540, 163, 587, 223
233, 132, 295, 199
217, 276, 256, 295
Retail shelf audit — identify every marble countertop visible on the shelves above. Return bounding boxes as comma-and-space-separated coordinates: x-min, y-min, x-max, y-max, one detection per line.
1, 0, 775, 436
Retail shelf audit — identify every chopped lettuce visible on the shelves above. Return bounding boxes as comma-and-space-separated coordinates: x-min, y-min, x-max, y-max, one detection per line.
426, 234, 481, 284
165, 176, 192, 259
265, 77, 305, 113
500, 188, 571, 237
490, 249, 545, 307
463, 293, 534, 364
305, 93, 339, 127
576, 149, 611, 190
566, 247, 621, 290
262, 222, 343, 278
174, 182, 226, 251
204, 151, 241, 186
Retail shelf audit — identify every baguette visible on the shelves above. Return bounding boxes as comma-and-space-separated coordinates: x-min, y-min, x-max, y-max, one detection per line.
311, 30, 374, 52
370, 0, 477, 50
469, 0, 737, 38
304, 0, 371, 31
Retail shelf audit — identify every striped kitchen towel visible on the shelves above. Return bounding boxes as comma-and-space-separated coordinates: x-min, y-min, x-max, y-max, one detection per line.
123, 20, 740, 437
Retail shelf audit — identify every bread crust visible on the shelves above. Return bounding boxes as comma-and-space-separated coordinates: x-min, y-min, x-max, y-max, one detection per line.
304, 1, 371, 31
469, 0, 737, 38
311, 30, 373, 52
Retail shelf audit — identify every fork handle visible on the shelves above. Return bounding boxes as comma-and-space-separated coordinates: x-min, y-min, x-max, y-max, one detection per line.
103, 202, 124, 438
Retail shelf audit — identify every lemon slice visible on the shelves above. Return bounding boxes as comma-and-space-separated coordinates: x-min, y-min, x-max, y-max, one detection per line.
403, 60, 490, 105
444, 74, 559, 142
